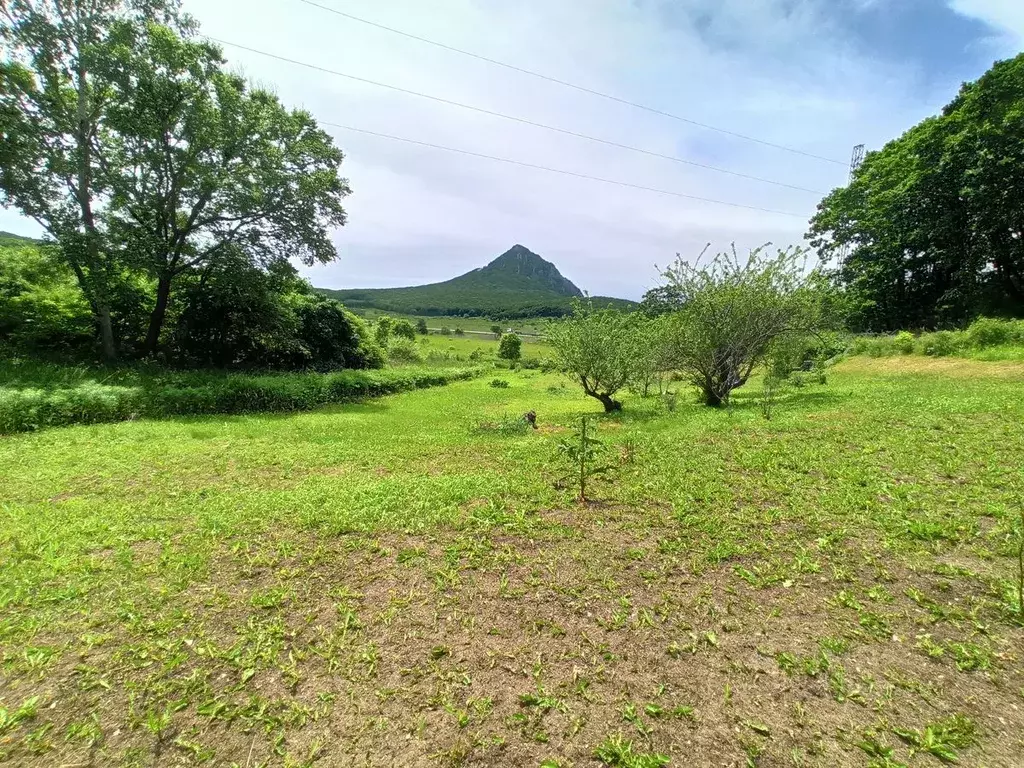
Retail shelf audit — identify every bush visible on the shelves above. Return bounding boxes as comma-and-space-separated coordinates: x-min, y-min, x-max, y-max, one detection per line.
893, 330, 915, 354
498, 332, 522, 361
489, 378, 509, 388
966, 317, 1024, 348
918, 330, 964, 357
0, 367, 480, 433
475, 413, 531, 436
454, 327, 465, 336
387, 337, 424, 364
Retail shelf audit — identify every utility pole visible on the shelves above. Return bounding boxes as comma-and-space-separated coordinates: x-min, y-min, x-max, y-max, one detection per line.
838, 144, 866, 269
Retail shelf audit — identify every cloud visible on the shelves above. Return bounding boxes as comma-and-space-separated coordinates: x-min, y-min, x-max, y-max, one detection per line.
948, 0, 1024, 50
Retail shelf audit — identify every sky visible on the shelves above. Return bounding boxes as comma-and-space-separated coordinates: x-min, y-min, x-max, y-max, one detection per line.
2, 0, 1023, 300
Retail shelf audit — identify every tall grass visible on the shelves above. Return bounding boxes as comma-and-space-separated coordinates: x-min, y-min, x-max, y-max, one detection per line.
0, 363, 480, 433
849, 318, 1024, 360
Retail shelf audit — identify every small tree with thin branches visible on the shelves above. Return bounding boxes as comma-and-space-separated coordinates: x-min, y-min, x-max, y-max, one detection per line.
661, 244, 834, 407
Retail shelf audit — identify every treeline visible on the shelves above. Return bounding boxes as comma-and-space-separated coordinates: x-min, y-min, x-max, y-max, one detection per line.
0, 1, 371, 369
808, 53, 1024, 331
320, 287, 636, 320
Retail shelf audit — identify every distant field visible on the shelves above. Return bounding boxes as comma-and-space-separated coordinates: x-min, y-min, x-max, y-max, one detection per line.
353, 308, 551, 338
2, 357, 1022, 766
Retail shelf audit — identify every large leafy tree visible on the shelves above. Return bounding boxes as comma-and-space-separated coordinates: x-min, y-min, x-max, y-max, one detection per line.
0, 0, 187, 359
96, 22, 349, 354
808, 53, 1024, 330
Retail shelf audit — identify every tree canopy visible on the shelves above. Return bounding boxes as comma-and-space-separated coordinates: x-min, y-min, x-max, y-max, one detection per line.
0, 0, 351, 361
808, 53, 1024, 331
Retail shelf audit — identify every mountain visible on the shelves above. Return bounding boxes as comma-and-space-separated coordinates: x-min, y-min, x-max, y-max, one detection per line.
318, 245, 634, 319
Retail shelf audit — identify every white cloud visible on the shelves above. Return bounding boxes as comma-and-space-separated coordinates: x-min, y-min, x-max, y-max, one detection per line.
948, 0, 1024, 51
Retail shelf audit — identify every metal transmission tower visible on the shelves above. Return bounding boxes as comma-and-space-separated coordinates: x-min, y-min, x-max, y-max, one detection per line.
837, 144, 866, 268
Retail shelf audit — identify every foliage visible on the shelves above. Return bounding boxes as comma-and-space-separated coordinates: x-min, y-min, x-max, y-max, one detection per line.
386, 337, 424, 364
849, 318, 1024, 359
0, 1, 348, 361
660, 244, 836, 407
416, 318, 428, 335
489, 379, 509, 388
546, 301, 639, 412
808, 53, 1024, 330
498, 332, 522, 361
454, 327, 464, 336
0, 242, 93, 353
638, 283, 687, 317
627, 315, 671, 397
0, 363, 477, 433
392, 319, 417, 341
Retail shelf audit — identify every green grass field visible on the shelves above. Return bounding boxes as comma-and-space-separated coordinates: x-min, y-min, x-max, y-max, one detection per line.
1, 357, 1023, 766
354, 309, 551, 339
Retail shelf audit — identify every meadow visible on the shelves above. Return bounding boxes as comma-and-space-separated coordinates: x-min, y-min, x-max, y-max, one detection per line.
1, 351, 1022, 767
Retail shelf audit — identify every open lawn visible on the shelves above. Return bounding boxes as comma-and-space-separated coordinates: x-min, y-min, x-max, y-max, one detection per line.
1, 358, 1023, 766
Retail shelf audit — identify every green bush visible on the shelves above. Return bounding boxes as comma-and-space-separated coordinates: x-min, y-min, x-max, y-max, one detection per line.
489, 379, 509, 388
966, 317, 1024, 348
894, 330, 915, 354
918, 330, 964, 357
387, 337, 424, 364
0, 367, 480, 433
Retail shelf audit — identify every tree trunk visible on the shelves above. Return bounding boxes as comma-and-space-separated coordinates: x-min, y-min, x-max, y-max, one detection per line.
144, 272, 173, 356
703, 386, 725, 408
97, 305, 116, 362
595, 393, 622, 412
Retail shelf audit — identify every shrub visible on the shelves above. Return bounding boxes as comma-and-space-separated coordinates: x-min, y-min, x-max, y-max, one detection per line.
966, 317, 1024, 348
454, 327, 465, 336
0, 367, 480, 433
439, 326, 452, 336
475, 413, 531, 436
489, 378, 509, 388
416, 318, 428, 335
919, 330, 964, 357
498, 332, 522, 361
893, 330, 915, 354
387, 337, 424, 364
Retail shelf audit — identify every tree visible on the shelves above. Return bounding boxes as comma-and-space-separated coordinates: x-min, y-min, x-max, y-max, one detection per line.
392, 318, 416, 341
490, 324, 501, 338
96, 22, 349, 355
497, 331, 521, 361
661, 245, 833, 407
808, 53, 1024, 330
628, 315, 670, 397
416, 318, 428, 335
454, 326, 464, 336
639, 283, 687, 317
374, 315, 394, 347
0, 0, 190, 360
546, 302, 637, 412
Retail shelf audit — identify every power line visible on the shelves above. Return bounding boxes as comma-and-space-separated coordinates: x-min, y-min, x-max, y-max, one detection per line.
209, 36, 827, 195
293, 0, 848, 166
321, 122, 810, 218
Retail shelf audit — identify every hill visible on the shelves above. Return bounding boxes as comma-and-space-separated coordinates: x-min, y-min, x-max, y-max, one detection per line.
318, 245, 635, 319
0, 231, 42, 247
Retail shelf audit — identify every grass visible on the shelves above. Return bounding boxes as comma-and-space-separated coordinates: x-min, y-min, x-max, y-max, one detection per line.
1, 356, 1023, 765
850, 318, 1024, 361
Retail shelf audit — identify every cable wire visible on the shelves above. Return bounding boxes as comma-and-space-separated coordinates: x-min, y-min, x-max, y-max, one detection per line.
294, 0, 847, 166
321, 122, 810, 218
209, 36, 828, 195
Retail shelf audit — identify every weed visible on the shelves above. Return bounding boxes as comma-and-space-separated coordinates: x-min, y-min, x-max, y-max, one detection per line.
555, 415, 617, 502
594, 733, 669, 767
